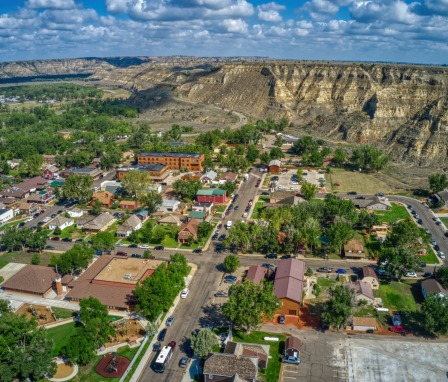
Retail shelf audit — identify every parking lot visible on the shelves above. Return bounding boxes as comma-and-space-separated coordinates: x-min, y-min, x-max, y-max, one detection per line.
302, 169, 326, 187
271, 169, 300, 192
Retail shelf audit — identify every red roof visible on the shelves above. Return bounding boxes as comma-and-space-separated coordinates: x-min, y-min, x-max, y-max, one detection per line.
275, 258, 305, 281
274, 258, 305, 304
246, 266, 266, 285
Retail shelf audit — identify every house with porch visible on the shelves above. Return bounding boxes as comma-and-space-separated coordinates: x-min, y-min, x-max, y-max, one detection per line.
192, 202, 213, 216
178, 218, 199, 244
49, 216, 74, 231
116, 215, 142, 238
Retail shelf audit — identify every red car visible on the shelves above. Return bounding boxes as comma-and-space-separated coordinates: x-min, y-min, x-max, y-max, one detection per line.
116, 251, 128, 257
389, 325, 409, 335
168, 340, 176, 349
50, 237, 60, 241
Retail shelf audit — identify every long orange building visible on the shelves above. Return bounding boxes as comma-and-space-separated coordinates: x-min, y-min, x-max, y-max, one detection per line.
137, 152, 204, 171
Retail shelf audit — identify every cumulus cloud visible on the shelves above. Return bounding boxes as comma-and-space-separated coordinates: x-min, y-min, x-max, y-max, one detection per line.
256, 3, 285, 22
350, 0, 420, 25
26, 0, 76, 9
222, 18, 248, 33
303, 0, 341, 20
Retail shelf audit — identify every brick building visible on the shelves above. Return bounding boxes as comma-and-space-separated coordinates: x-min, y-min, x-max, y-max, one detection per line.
196, 189, 226, 204
116, 163, 168, 182
137, 152, 204, 171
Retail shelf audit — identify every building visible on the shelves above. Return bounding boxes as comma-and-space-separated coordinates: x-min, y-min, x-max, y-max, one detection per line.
371, 223, 389, 242
360, 266, 379, 289
49, 216, 74, 231
201, 170, 218, 184
1, 265, 60, 297
178, 218, 199, 244
43, 154, 57, 165
19, 202, 36, 215
158, 214, 183, 227
197, 188, 226, 204
344, 239, 366, 259
115, 163, 168, 182
66, 256, 166, 310
137, 152, 204, 171
352, 317, 377, 331
353, 196, 392, 210
43, 165, 60, 180
277, 133, 299, 145
218, 172, 238, 184
0, 208, 14, 224
80, 212, 115, 233
203, 353, 258, 382
120, 200, 139, 210
268, 159, 281, 174
158, 199, 180, 213
192, 202, 214, 216
188, 210, 207, 222
60, 168, 103, 180
421, 279, 447, 299
224, 341, 270, 369
135, 210, 149, 222
284, 336, 301, 362
27, 189, 55, 205
269, 190, 296, 206
346, 281, 375, 304
116, 215, 142, 238
92, 191, 114, 208
274, 258, 305, 317
67, 208, 84, 218
246, 266, 266, 285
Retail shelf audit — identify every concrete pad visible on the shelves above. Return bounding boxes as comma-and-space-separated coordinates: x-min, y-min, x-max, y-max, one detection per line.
347, 338, 448, 382
0, 262, 27, 282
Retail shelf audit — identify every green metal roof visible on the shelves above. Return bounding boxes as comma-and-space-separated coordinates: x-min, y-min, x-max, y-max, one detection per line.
212, 189, 225, 196
188, 211, 206, 219
197, 189, 214, 196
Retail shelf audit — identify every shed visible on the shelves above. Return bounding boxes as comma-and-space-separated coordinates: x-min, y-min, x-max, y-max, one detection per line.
352, 317, 377, 331
284, 336, 301, 358
268, 159, 281, 174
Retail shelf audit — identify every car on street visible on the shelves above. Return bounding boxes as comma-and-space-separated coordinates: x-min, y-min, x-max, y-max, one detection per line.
166, 315, 175, 326
347, 191, 357, 195
62, 238, 72, 242
234, 206, 239, 211
168, 341, 176, 349
433, 217, 438, 221
262, 263, 275, 269
336, 269, 347, 274
389, 325, 409, 335
215, 229, 221, 234
115, 243, 124, 247
215, 290, 228, 297
51, 214, 57, 218
431, 239, 437, 245
434, 244, 440, 251
179, 356, 190, 368
116, 251, 127, 257
405, 272, 417, 277
407, 205, 412, 209
37, 221, 44, 226
57, 210, 63, 214
224, 275, 237, 284
281, 255, 292, 259
417, 219, 423, 224
131, 253, 142, 258
436, 221, 442, 226
43, 216, 51, 222
248, 200, 253, 206
154, 245, 164, 250
180, 288, 190, 299
33, 213, 40, 218
158, 329, 167, 341
218, 234, 226, 241
244, 206, 250, 212
317, 267, 333, 273
45, 245, 55, 250
193, 248, 202, 254
139, 244, 150, 249
50, 237, 60, 241
439, 251, 446, 259
18, 222, 25, 227
212, 234, 219, 240
420, 262, 427, 268
153, 342, 161, 352
129, 244, 138, 248
225, 210, 231, 215
265, 253, 277, 259
96, 250, 103, 255
278, 315, 285, 324
76, 239, 83, 243
411, 210, 417, 215
242, 212, 248, 218
261, 191, 270, 195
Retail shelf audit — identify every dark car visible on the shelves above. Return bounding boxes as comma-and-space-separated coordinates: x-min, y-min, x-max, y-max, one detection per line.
212, 234, 219, 240
62, 238, 72, 242
434, 245, 440, 251
445, 232, 448, 238
278, 315, 286, 324
129, 244, 138, 248
18, 222, 25, 227
131, 253, 142, 258
51, 214, 57, 218
261, 191, 270, 195
225, 210, 231, 216
215, 243, 222, 251
57, 210, 63, 214
265, 253, 277, 259
245, 207, 250, 212
375, 193, 385, 197
281, 255, 292, 259
262, 263, 275, 269
193, 248, 202, 254
179, 356, 190, 368
233, 195, 239, 201
421, 261, 427, 268
347, 191, 357, 195
33, 213, 40, 218
76, 239, 83, 243
248, 168, 253, 172
154, 245, 164, 250
45, 245, 56, 250
234, 206, 239, 211
96, 250, 103, 255
50, 237, 60, 241
37, 221, 44, 226
40, 210, 45, 214
218, 234, 226, 241
417, 219, 423, 224
158, 329, 167, 342
116, 251, 127, 257
153, 342, 161, 352
168, 340, 176, 349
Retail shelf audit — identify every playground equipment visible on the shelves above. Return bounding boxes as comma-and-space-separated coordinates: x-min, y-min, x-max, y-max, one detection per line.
105, 354, 118, 374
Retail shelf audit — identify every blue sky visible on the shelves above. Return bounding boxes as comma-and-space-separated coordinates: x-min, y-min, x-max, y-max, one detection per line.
1, 0, 447, 64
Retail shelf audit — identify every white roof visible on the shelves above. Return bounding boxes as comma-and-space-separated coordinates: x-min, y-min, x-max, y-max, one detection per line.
269, 159, 282, 167
162, 199, 179, 207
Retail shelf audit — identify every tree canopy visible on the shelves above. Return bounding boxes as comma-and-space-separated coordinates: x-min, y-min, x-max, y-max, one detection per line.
428, 173, 448, 193
223, 255, 240, 273
121, 170, 153, 200
50, 243, 94, 275
172, 179, 201, 201
62, 174, 93, 203
421, 294, 448, 336
191, 329, 219, 358
351, 145, 390, 172
322, 285, 356, 329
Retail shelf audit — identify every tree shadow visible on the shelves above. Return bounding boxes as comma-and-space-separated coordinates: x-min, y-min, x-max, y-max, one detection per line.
199, 303, 230, 329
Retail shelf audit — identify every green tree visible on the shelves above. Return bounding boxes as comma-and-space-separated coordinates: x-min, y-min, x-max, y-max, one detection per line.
436, 267, 448, 289
300, 182, 318, 201
220, 180, 237, 196
2, 161, 10, 175
62, 174, 93, 202
324, 194, 358, 224
0, 227, 32, 251
90, 231, 115, 250
26, 231, 47, 253
292, 135, 319, 156
91, 198, 102, 216
172, 179, 202, 201
421, 294, 448, 335
351, 145, 390, 172
19, 154, 44, 177
274, 135, 285, 147
328, 221, 355, 254
224, 254, 240, 273
143, 249, 153, 259
222, 281, 279, 332
428, 173, 448, 193
302, 217, 321, 252
259, 152, 271, 166
333, 149, 347, 167
80, 297, 115, 346
379, 245, 422, 281
246, 145, 259, 163
121, 170, 153, 200
50, 244, 94, 275
31, 253, 41, 265
191, 328, 219, 358
145, 321, 158, 337
63, 331, 96, 365
322, 285, 356, 329
270, 147, 285, 160
53, 226, 62, 236
139, 190, 163, 213
197, 221, 213, 240
305, 267, 314, 277
358, 210, 380, 233
384, 220, 427, 250
169, 253, 190, 277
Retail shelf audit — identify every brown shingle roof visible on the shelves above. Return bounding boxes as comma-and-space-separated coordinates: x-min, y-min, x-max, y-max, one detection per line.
83, 212, 114, 231
422, 279, 447, 296
344, 239, 365, 253
274, 258, 305, 304
285, 336, 301, 353
179, 218, 199, 236
203, 354, 258, 380
361, 266, 378, 280
246, 266, 266, 285
346, 281, 374, 301
2, 265, 58, 295
352, 317, 377, 328
275, 258, 305, 281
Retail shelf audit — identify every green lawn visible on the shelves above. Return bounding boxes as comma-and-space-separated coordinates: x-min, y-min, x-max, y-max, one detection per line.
0, 251, 58, 269
214, 205, 227, 213
161, 236, 179, 248
46, 322, 83, 357
374, 203, 410, 223
373, 280, 421, 312
123, 339, 152, 382
232, 330, 285, 382
419, 247, 439, 264
251, 201, 266, 219
316, 278, 337, 287
440, 217, 448, 228
0, 218, 27, 231
51, 307, 75, 319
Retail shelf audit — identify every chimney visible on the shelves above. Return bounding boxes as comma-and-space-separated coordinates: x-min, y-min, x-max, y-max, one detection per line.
55, 274, 63, 296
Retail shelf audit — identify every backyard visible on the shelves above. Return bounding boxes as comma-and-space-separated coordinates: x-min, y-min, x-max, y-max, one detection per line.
374, 203, 410, 223
373, 280, 421, 312
0, 251, 58, 269
46, 322, 84, 357
251, 196, 270, 220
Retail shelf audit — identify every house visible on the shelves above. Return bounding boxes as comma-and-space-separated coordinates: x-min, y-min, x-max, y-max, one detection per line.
192, 202, 214, 216
49, 216, 74, 231
116, 163, 168, 182
60, 168, 103, 180
197, 188, 226, 204
268, 159, 281, 174
201, 170, 218, 184
120, 200, 139, 210
80, 212, 115, 233
353, 196, 392, 211
27, 189, 55, 205
344, 239, 366, 259
0, 208, 13, 224
274, 258, 305, 317
218, 172, 238, 184
67, 208, 83, 218
158, 214, 183, 226
435, 190, 448, 207
0, 198, 17, 208
6, 159, 21, 169
43, 154, 57, 165
346, 281, 375, 304
284, 336, 301, 362
188, 210, 206, 222
137, 152, 204, 172
277, 133, 299, 145
421, 279, 447, 299
43, 165, 60, 180
158, 199, 180, 213
92, 191, 114, 208
135, 210, 149, 222
371, 223, 389, 242
116, 215, 142, 238
203, 353, 258, 382
224, 341, 270, 369
178, 218, 199, 244
246, 266, 266, 285
19, 202, 36, 215
360, 266, 379, 289
352, 317, 377, 331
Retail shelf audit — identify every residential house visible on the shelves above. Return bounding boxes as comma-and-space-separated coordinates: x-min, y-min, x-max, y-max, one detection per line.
192, 202, 214, 216
246, 266, 266, 285
27, 189, 55, 205
353, 196, 392, 211
277, 133, 299, 145
203, 353, 258, 382
352, 317, 377, 331
19, 202, 36, 215
67, 208, 83, 218
120, 200, 139, 210
435, 190, 448, 207
1, 177, 49, 201
346, 281, 375, 304
188, 211, 206, 222
135, 210, 149, 222
92, 191, 114, 208
421, 279, 447, 299
158, 199, 180, 213
284, 336, 301, 361
116, 163, 168, 182
224, 341, 270, 369
100, 180, 122, 195
344, 239, 366, 259
116, 215, 142, 238
178, 218, 199, 244
0, 208, 14, 224
371, 223, 389, 242
274, 258, 305, 317
360, 266, 379, 289
158, 214, 183, 227
0, 198, 17, 208
201, 170, 218, 184
137, 152, 204, 172
60, 168, 103, 180
43, 154, 57, 165
43, 165, 60, 180
80, 212, 115, 233
6, 159, 21, 169
218, 172, 238, 184
49, 216, 74, 231
197, 188, 226, 204
268, 159, 281, 174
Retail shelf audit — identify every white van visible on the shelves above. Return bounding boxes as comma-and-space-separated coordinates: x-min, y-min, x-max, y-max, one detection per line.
226, 220, 233, 229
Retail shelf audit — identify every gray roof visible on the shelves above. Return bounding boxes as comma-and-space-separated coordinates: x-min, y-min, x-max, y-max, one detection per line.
162, 199, 179, 207
202, 170, 218, 180
422, 279, 447, 296
83, 212, 114, 231
118, 215, 141, 232
139, 151, 202, 158
269, 159, 281, 167
346, 281, 374, 300
50, 216, 73, 228
119, 163, 166, 172
203, 353, 258, 380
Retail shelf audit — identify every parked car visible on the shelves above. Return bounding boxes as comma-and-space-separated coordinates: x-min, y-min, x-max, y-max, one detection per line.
218, 234, 226, 241
242, 212, 248, 218
281, 255, 292, 259
129, 244, 138, 248
179, 356, 190, 368
347, 191, 357, 195
336, 269, 347, 274
212, 234, 219, 240
417, 219, 423, 225
234, 206, 239, 211
265, 253, 278, 259
158, 329, 167, 341
261, 191, 270, 195
438, 251, 446, 259
278, 315, 285, 324
18, 222, 25, 227
62, 238, 72, 242
115, 243, 124, 247
45, 245, 55, 250
180, 288, 190, 299
215, 290, 228, 297
139, 244, 150, 249
434, 245, 440, 251
37, 222, 44, 226
153, 342, 161, 352
317, 267, 333, 273
168, 340, 177, 349
33, 213, 40, 218
405, 272, 417, 277
43, 217, 51, 222
154, 245, 164, 250
262, 263, 275, 269
116, 251, 127, 257
389, 325, 409, 335
166, 315, 175, 326
50, 237, 60, 241
420, 262, 427, 268
76, 238, 83, 243
131, 253, 142, 258
193, 248, 202, 254
224, 275, 237, 284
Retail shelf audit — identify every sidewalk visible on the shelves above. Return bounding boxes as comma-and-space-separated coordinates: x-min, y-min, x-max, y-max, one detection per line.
128, 262, 198, 382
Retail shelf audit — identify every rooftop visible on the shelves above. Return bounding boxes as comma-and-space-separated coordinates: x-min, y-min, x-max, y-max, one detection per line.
203, 353, 258, 380
1, 265, 58, 294
347, 281, 374, 300
275, 258, 305, 282
422, 279, 447, 295
361, 266, 378, 280
188, 211, 206, 219
246, 266, 266, 285
139, 151, 202, 158
119, 163, 167, 172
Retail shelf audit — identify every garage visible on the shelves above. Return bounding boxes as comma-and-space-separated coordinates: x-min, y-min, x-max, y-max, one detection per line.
352, 317, 377, 331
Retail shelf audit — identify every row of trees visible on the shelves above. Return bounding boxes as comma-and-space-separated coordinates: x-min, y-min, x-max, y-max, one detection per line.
0, 226, 48, 252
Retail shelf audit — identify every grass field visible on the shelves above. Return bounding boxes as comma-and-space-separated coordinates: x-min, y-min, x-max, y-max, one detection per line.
232, 330, 285, 382
0, 251, 58, 269
328, 168, 397, 194
373, 280, 421, 312
374, 203, 410, 223
51, 307, 75, 319
316, 278, 337, 287
46, 322, 83, 357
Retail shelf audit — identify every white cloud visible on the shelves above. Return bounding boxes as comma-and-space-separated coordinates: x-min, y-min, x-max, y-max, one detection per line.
303, 0, 340, 20
258, 9, 282, 22
26, 0, 76, 9
222, 18, 248, 33
106, 0, 129, 13
350, 0, 420, 25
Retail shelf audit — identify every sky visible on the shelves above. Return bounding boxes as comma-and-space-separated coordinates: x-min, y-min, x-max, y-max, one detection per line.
0, 0, 448, 64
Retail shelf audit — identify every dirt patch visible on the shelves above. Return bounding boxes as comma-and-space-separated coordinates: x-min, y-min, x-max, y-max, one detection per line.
53, 363, 75, 379
105, 319, 145, 347
16, 303, 56, 325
